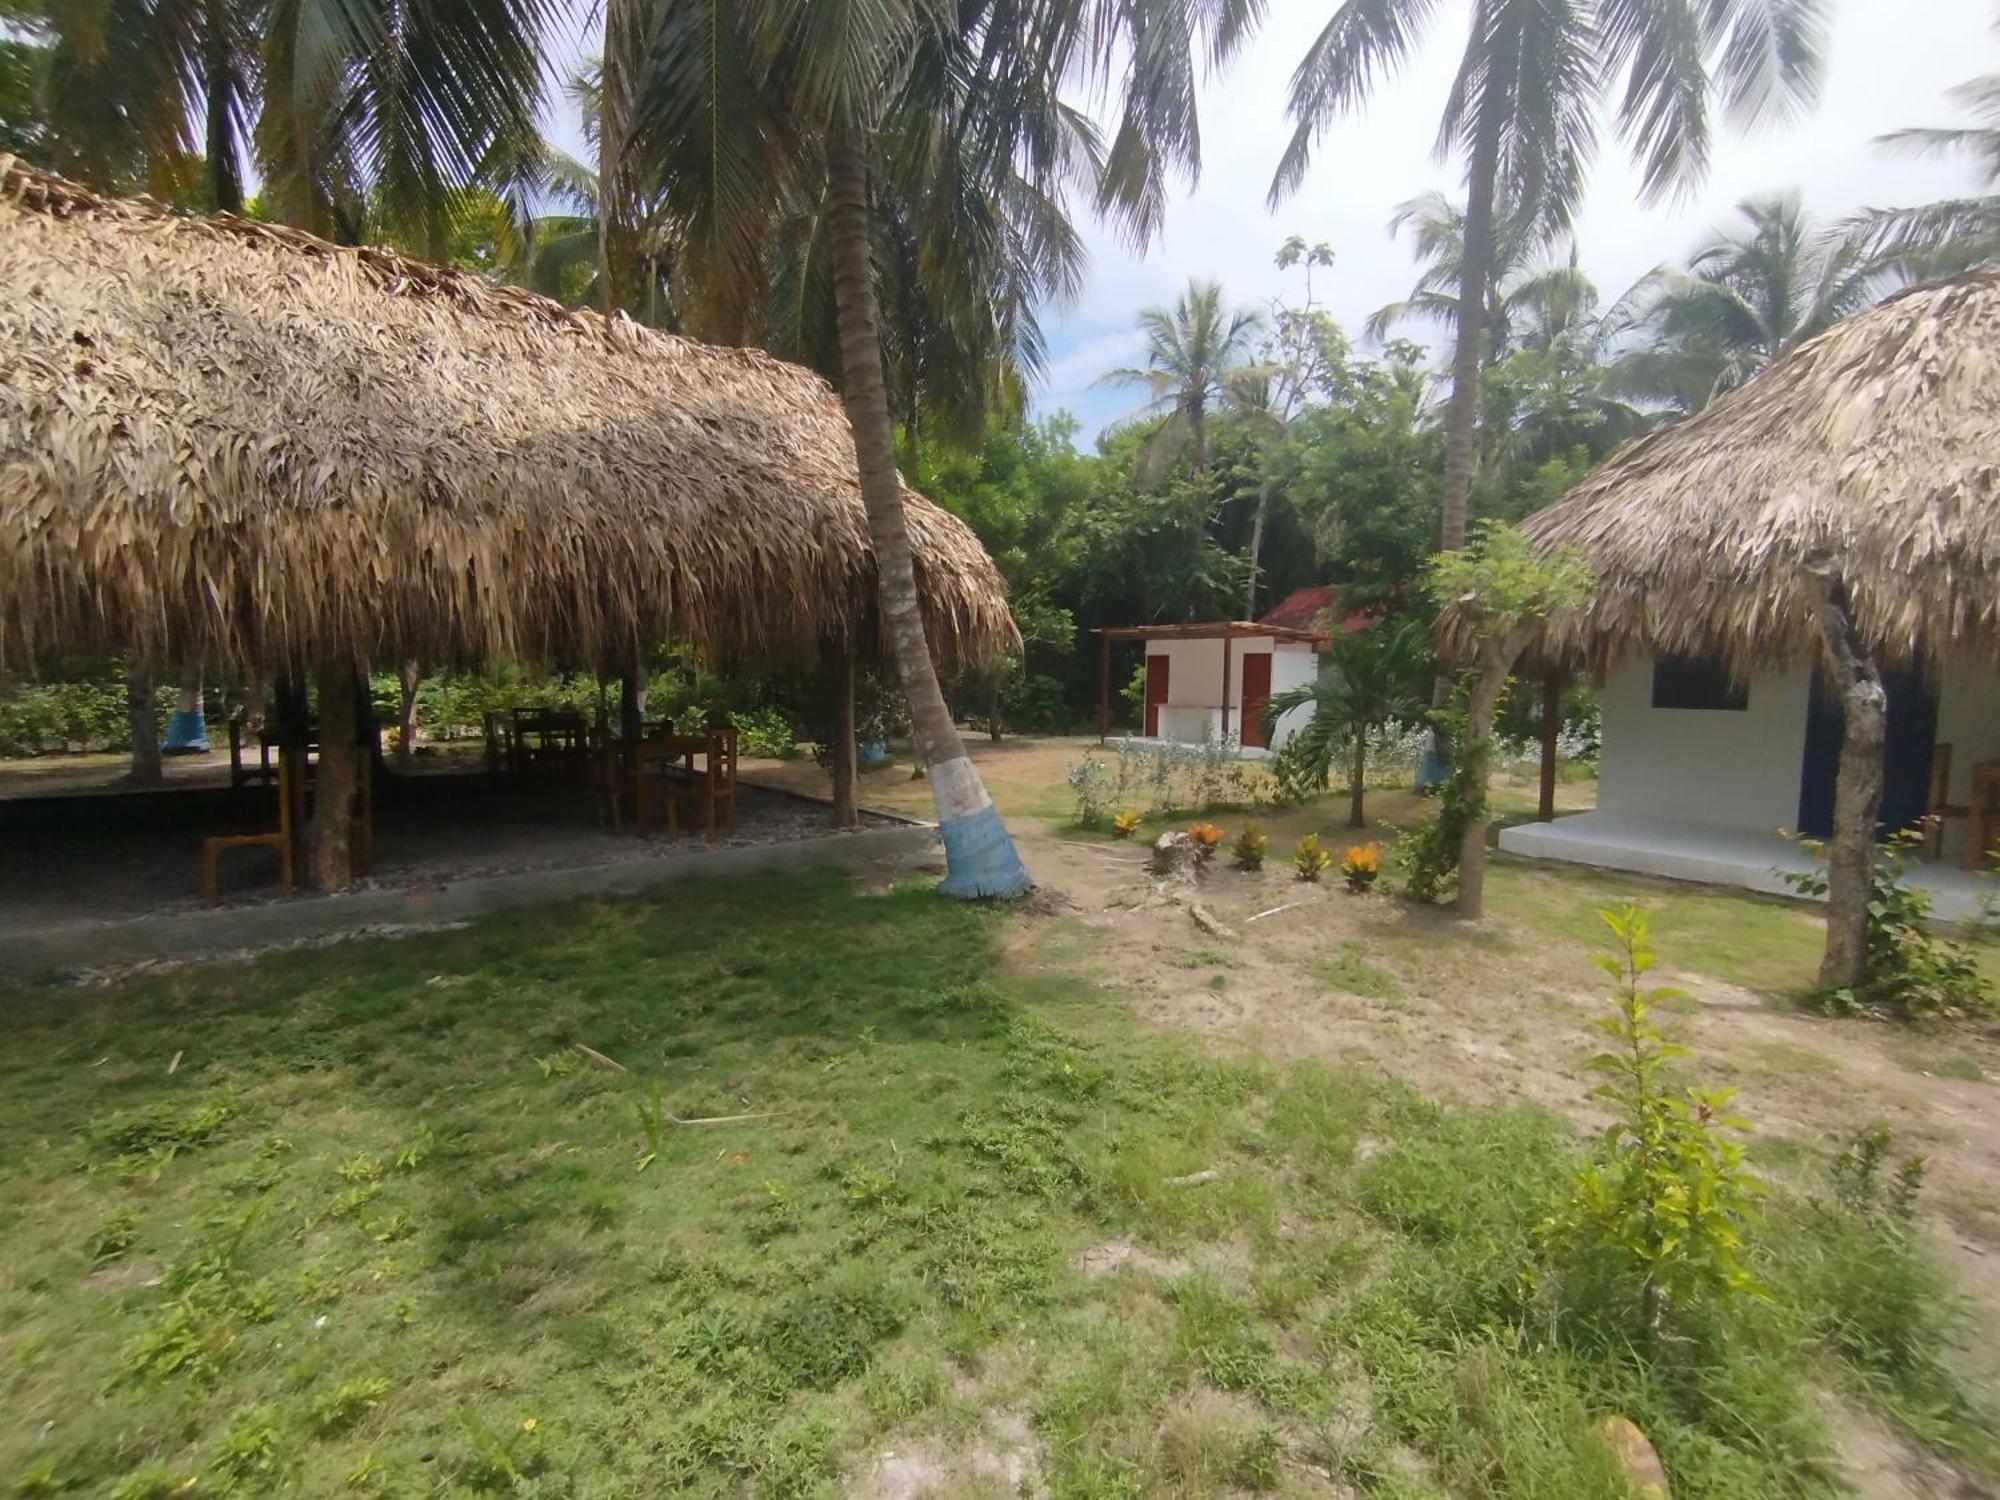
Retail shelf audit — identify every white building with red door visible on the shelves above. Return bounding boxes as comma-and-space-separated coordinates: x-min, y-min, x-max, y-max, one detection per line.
1096, 587, 1355, 754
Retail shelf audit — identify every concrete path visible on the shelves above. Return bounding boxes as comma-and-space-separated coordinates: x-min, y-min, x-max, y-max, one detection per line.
2, 821, 937, 979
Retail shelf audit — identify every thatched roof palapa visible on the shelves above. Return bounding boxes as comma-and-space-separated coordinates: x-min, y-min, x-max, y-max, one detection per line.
1442, 269, 2000, 674
0, 157, 1017, 677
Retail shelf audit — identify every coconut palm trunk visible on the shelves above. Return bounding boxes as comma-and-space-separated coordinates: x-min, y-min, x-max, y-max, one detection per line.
1441, 113, 1500, 556
1417, 117, 1500, 790
1809, 571, 1887, 988
825, 126, 1029, 898
1453, 636, 1515, 919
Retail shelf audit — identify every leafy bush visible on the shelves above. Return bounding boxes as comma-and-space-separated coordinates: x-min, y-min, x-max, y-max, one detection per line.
1111, 808, 1142, 839
1341, 841, 1380, 893
1539, 906, 1762, 1338
1067, 754, 1113, 829
1293, 834, 1331, 882
1000, 672, 1070, 734
731, 705, 799, 759
1186, 821, 1222, 863
1232, 823, 1267, 870
0, 675, 177, 756
1781, 830, 1996, 1020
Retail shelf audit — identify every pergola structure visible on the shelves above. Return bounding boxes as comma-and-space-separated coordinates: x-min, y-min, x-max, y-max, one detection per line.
0, 157, 1017, 891
1097, 621, 1328, 745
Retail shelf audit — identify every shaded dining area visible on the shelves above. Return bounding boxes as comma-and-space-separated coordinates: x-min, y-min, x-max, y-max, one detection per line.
0, 157, 1018, 929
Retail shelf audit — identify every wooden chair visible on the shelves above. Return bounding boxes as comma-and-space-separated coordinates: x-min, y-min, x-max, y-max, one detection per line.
204, 752, 296, 907
1922, 742, 1971, 863
663, 726, 738, 844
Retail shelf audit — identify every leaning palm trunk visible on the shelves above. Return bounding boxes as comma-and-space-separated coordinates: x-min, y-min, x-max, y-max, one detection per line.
825, 128, 1029, 898
1809, 570, 1887, 988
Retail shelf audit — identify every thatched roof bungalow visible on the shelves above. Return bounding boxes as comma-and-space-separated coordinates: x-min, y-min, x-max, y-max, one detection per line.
1458, 270, 2000, 924
0, 156, 1017, 680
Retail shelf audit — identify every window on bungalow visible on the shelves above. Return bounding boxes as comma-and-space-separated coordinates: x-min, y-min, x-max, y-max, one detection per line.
1650, 655, 1749, 711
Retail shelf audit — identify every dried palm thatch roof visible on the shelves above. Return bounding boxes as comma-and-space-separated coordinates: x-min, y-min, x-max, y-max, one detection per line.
1442, 268, 2000, 673
0, 156, 1017, 677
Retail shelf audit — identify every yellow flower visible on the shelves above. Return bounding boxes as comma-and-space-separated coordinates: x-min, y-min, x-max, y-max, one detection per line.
521, 1418, 538, 1433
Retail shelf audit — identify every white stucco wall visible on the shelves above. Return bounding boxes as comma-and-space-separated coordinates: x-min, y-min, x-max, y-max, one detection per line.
1268, 642, 1318, 750
1595, 660, 1814, 831
1144, 637, 1320, 751
1936, 652, 2000, 860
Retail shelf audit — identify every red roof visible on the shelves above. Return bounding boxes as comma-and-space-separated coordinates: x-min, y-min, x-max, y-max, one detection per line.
1257, 585, 1369, 635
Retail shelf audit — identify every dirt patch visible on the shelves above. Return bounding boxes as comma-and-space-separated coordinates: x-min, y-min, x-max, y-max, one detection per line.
857, 1407, 1044, 1499
1832, 1399, 1999, 1500
1078, 1238, 1189, 1280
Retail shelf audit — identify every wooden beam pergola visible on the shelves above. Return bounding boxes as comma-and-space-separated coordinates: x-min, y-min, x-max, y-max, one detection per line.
1096, 621, 1330, 745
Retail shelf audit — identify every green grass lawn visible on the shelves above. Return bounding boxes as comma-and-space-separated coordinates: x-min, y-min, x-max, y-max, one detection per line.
2, 873, 1993, 1497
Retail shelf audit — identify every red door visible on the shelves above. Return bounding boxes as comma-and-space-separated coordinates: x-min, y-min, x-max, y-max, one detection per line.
1144, 654, 1170, 736
1240, 652, 1273, 748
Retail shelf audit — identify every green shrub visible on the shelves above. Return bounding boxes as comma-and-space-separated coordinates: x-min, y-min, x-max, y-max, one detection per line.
1782, 830, 1996, 1020
999, 672, 1070, 733
1539, 906, 1763, 1337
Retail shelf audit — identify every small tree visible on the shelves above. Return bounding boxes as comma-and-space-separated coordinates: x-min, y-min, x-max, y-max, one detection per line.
1426, 524, 1593, 917
1263, 618, 1428, 827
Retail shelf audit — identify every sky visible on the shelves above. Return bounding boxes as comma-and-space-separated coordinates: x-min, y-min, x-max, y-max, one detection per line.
1028, 0, 2000, 441
535, 3, 2000, 441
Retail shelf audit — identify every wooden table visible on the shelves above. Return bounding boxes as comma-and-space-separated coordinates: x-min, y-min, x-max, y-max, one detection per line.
1970, 761, 2000, 870
631, 731, 737, 840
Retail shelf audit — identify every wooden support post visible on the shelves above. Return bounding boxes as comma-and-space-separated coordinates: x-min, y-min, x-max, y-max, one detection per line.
1538, 670, 1562, 822
619, 659, 645, 745
1221, 633, 1233, 742
1099, 632, 1111, 744
125, 669, 163, 787
310, 659, 360, 892
827, 640, 859, 829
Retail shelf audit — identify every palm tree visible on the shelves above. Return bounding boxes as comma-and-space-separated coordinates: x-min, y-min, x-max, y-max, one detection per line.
1264, 619, 1428, 827
1101, 279, 1266, 480
641, 0, 1260, 898
1366, 189, 1600, 362
1269, 0, 1828, 563
1852, 60, 2000, 275
1611, 193, 1881, 412
43, 0, 549, 255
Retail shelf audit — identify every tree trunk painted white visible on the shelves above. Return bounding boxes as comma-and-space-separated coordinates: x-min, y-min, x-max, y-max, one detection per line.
1810, 573, 1887, 989
1455, 637, 1517, 919
310, 662, 360, 892
125, 670, 163, 785
824, 124, 1029, 897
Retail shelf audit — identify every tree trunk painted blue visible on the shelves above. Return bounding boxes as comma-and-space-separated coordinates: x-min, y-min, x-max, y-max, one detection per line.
163, 679, 209, 753
935, 799, 1034, 900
